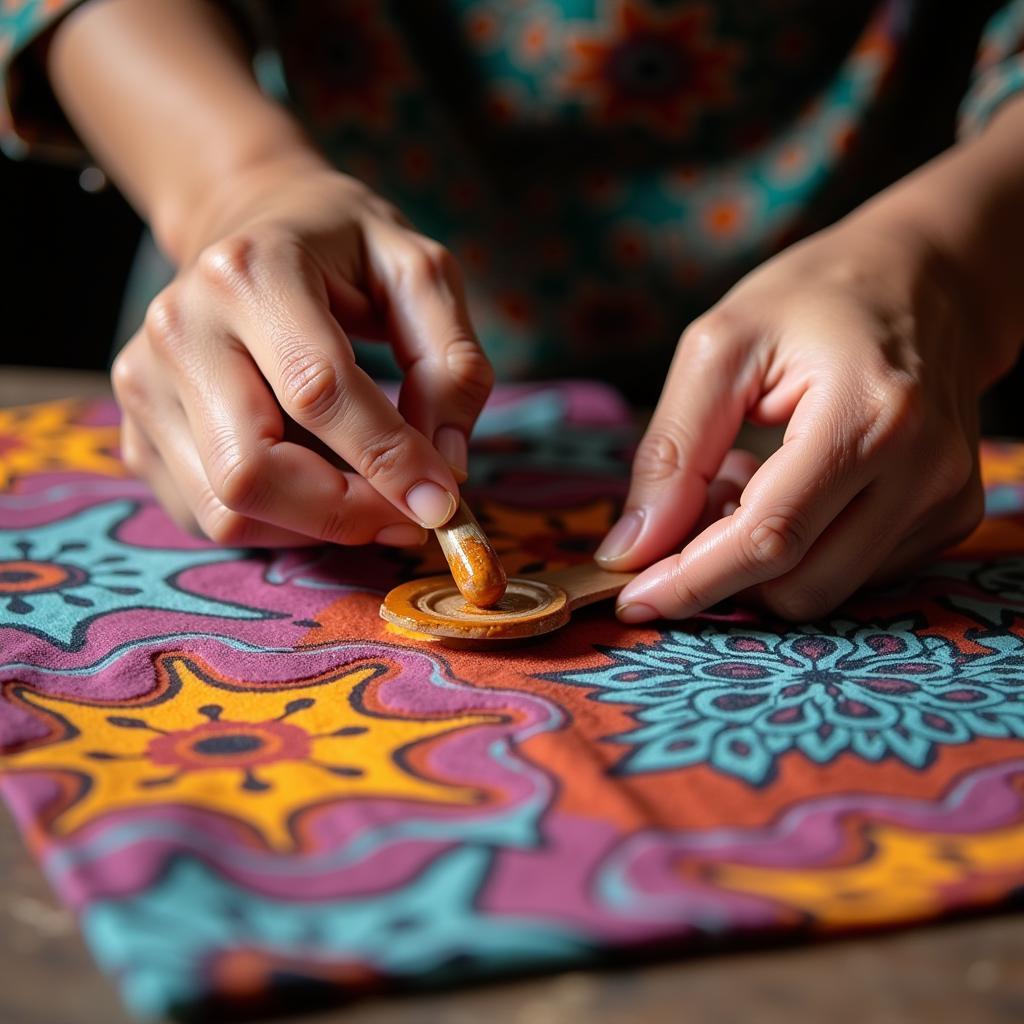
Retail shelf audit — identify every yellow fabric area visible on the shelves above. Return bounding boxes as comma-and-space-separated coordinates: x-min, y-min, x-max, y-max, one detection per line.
711, 820, 1024, 928
7, 656, 496, 851
0, 402, 122, 488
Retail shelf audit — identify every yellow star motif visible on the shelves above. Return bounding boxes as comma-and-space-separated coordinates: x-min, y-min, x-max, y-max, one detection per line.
3, 654, 498, 852
0, 401, 123, 491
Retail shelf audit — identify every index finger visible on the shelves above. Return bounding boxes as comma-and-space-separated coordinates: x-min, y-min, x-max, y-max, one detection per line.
614, 392, 879, 621
595, 315, 753, 569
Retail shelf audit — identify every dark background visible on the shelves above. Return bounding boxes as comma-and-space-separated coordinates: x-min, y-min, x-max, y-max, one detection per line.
2, 146, 1021, 434
2, 152, 140, 370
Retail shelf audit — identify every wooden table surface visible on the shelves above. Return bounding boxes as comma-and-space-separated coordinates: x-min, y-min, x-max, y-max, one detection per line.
1, 364, 1023, 1024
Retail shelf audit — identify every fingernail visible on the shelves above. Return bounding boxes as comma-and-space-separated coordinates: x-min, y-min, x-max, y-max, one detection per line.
374, 524, 428, 547
616, 601, 658, 624
434, 427, 468, 476
406, 481, 457, 529
595, 509, 645, 564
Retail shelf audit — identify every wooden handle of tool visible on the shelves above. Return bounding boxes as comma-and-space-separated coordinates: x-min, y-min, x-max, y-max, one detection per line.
532, 563, 636, 610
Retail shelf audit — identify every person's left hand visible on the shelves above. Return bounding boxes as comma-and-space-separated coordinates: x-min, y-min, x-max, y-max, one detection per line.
595, 217, 1014, 622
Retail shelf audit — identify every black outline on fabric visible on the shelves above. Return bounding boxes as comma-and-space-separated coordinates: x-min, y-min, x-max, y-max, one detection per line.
0, 501, 288, 652
5, 647, 536, 852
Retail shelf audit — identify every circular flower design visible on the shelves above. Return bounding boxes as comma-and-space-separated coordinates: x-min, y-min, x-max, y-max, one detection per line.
0, 558, 88, 596
565, 1, 740, 137
147, 716, 313, 774
550, 623, 1024, 784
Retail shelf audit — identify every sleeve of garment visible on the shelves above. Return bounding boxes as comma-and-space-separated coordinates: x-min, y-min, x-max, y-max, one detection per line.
959, 1, 1024, 138
0, 0, 88, 161
0, 0, 267, 164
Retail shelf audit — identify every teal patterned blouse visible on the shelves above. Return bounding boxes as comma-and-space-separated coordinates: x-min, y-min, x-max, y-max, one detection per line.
3, 1, 1024, 397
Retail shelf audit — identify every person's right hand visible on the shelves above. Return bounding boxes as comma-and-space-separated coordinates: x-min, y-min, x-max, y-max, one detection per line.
112, 155, 493, 548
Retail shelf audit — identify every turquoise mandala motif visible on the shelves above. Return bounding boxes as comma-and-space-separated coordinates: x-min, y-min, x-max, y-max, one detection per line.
550, 624, 1024, 785
0, 500, 271, 650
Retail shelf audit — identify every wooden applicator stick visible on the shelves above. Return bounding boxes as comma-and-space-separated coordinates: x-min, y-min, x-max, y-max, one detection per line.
435, 498, 508, 608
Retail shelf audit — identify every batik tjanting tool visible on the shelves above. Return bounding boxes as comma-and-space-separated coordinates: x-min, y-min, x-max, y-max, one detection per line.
432, 497, 508, 608
381, 560, 636, 642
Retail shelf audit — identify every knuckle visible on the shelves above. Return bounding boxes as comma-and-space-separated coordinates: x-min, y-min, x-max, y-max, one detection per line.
422, 239, 457, 273
678, 324, 719, 370
199, 501, 254, 547
276, 347, 341, 423
312, 475, 365, 544
444, 339, 494, 412
317, 507, 360, 545
143, 291, 186, 360
196, 235, 261, 295
123, 452, 146, 480
401, 242, 455, 289
111, 351, 146, 410
208, 444, 268, 515
742, 511, 808, 576
356, 426, 408, 483
119, 427, 146, 477
679, 310, 740, 364
863, 378, 924, 454
372, 197, 409, 225
633, 429, 690, 484
669, 561, 710, 612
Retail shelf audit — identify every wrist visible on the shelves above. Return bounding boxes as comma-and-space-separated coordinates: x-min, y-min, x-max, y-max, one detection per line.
153, 119, 331, 265
848, 102, 1024, 386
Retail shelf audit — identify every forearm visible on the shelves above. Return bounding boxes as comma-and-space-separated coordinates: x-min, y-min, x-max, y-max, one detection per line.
851, 97, 1024, 384
46, 0, 326, 263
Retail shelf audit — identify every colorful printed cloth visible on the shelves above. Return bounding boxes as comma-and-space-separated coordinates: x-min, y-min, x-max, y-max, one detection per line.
3, 2, 1024, 392
2, 384, 1024, 1019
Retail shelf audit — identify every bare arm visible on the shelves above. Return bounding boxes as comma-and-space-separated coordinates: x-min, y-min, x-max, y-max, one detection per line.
860, 98, 1024, 373
49, 0, 314, 262
46, 0, 492, 547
